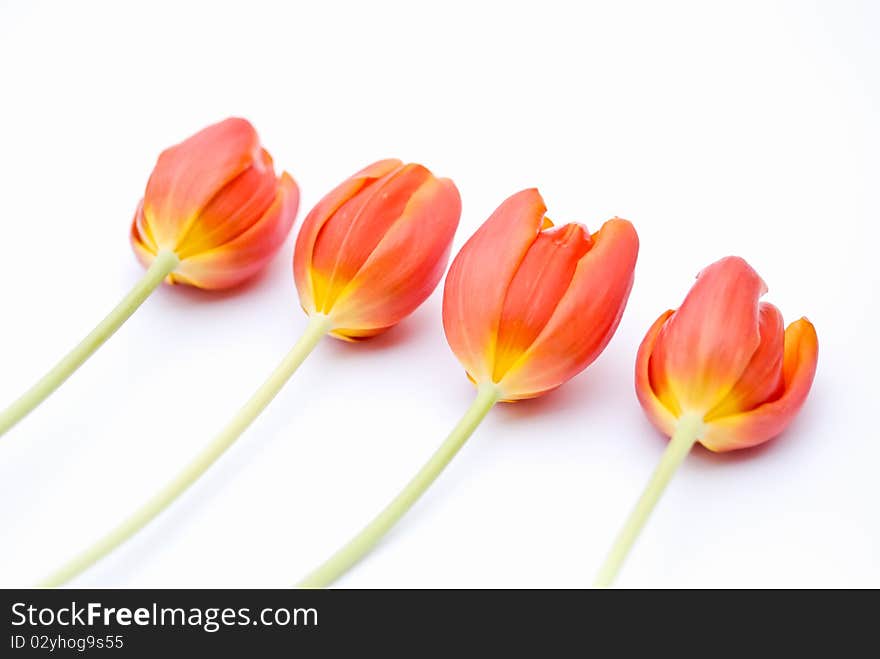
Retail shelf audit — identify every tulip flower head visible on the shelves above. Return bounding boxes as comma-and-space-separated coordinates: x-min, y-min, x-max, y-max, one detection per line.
131, 117, 299, 290
595, 256, 818, 588
443, 188, 639, 400
636, 256, 819, 451
294, 159, 462, 340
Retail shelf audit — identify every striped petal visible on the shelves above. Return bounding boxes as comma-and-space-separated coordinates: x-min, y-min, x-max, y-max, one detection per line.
650, 256, 766, 415
442, 189, 548, 384
329, 176, 461, 339
175, 149, 278, 259
701, 318, 818, 451
310, 164, 433, 313
705, 302, 785, 421
173, 173, 299, 289
293, 159, 403, 315
492, 224, 593, 382
635, 310, 679, 438
498, 218, 639, 399
130, 200, 161, 273
143, 118, 260, 251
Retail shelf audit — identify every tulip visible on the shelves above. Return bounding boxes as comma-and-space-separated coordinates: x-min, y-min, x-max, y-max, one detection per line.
41, 159, 460, 587
0, 117, 297, 439
299, 188, 638, 587
294, 158, 462, 340
595, 256, 818, 587
443, 188, 639, 400
131, 117, 299, 290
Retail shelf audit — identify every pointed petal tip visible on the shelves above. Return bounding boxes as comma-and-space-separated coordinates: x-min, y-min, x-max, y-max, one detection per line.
591, 217, 639, 249
699, 255, 768, 295
503, 187, 547, 215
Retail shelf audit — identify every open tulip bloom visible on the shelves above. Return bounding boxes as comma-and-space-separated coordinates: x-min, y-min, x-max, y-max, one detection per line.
40, 158, 461, 586
299, 189, 639, 587
0, 118, 298, 438
594, 256, 819, 587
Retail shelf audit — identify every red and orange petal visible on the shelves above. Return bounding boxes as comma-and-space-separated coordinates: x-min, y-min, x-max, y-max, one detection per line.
635, 309, 679, 438
705, 302, 785, 421
130, 201, 157, 273
293, 159, 404, 315
173, 173, 299, 290
442, 188, 549, 384
143, 118, 261, 251
499, 218, 639, 399
701, 318, 818, 451
132, 173, 299, 290
175, 148, 278, 259
309, 163, 433, 314
327, 176, 461, 339
492, 224, 592, 382
649, 256, 767, 415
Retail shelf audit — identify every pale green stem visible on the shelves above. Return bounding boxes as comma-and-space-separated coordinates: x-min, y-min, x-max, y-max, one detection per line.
298, 381, 501, 588
594, 413, 704, 588
39, 314, 332, 587
0, 250, 180, 439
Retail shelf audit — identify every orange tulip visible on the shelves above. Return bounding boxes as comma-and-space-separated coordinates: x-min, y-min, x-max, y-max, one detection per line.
294, 159, 461, 340
636, 256, 818, 451
131, 117, 299, 290
596, 256, 818, 587
298, 188, 639, 588
443, 188, 639, 400
1, 117, 297, 440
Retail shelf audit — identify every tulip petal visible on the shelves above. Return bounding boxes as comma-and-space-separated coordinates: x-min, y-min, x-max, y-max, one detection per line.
651, 256, 767, 415
329, 176, 461, 339
647, 322, 682, 420
635, 309, 679, 438
442, 189, 548, 384
311, 164, 433, 313
293, 159, 403, 315
705, 302, 785, 420
175, 149, 278, 259
498, 218, 639, 398
492, 223, 592, 382
131, 199, 183, 285
701, 318, 818, 451
173, 173, 299, 289
131, 199, 158, 252
143, 118, 260, 252
130, 200, 160, 267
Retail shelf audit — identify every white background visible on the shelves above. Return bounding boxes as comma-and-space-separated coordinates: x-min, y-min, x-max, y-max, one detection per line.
0, 0, 877, 588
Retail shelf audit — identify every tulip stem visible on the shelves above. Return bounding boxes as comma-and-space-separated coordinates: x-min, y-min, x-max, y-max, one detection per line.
594, 413, 704, 588
0, 250, 180, 439
39, 313, 332, 587
298, 381, 501, 588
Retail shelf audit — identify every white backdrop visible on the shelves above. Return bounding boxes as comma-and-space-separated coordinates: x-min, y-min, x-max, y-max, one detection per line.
0, 0, 877, 587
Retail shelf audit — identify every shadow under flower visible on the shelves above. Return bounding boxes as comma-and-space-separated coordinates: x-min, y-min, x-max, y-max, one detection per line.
154, 254, 290, 307
321, 304, 441, 357
493, 357, 617, 424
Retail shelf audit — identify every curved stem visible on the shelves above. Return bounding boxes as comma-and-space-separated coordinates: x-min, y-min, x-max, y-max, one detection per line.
39, 314, 332, 587
298, 382, 501, 588
594, 413, 704, 588
0, 250, 180, 438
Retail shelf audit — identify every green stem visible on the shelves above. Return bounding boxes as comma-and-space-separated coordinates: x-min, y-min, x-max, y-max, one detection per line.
593, 413, 704, 588
298, 381, 501, 588
0, 250, 180, 439
39, 314, 332, 587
